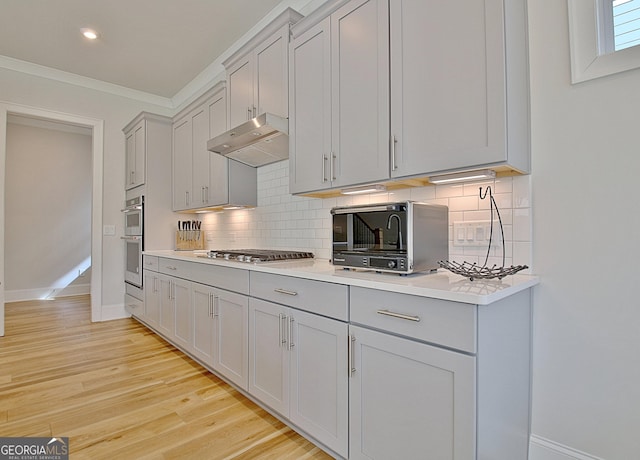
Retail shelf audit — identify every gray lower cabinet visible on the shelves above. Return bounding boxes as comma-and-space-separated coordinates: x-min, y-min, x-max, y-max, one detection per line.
350, 286, 532, 460
212, 287, 249, 391
139, 257, 531, 459
142, 258, 249, 391
349, 324, 475, 459
248, 298, 349, 458
191, 282, 216, 366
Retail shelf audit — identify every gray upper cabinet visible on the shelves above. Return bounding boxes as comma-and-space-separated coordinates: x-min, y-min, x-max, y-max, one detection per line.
389, 0, 529, 177
289, 0, 390, 194
224, 8, 303, 128
289, 0, 530, 195
172, 83, 257, 211
124, 119, 145, 190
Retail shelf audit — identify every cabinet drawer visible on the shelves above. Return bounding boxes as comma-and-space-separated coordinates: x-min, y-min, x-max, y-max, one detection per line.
190, 263, 249, 295
125, 293, 143, 317
143, 255, 159, 271
159, 258, 194, 279
250, 272, 348, 321
350, 287, 477, 353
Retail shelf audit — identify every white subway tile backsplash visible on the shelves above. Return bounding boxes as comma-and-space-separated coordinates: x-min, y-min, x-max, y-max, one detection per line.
202, 161, 533, 269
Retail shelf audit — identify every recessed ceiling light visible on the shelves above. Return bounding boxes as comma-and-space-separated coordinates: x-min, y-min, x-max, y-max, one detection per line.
81, 28, 98, 40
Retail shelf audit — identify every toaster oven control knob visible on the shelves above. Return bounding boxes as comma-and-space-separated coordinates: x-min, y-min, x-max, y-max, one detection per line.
387, 260, 397, 269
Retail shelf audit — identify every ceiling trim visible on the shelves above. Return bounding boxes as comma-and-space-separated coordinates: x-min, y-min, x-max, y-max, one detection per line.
0, 55, 173, 109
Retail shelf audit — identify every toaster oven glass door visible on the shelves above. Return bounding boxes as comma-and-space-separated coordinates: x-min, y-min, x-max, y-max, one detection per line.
333, 210, 407, 253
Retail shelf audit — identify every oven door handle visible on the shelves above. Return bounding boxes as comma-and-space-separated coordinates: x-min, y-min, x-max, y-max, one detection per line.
120, 236, 142, 241
121, 205, 142, 213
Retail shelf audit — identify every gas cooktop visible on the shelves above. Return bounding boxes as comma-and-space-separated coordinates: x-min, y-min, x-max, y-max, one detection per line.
198, 249, 314, 263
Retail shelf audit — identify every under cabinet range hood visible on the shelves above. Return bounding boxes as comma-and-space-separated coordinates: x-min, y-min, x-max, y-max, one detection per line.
207, 112, 288, 167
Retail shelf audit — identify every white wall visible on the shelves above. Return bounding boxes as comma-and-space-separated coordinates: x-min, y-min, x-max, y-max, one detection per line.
5, 122, 91, 301
528, 1, 640, 459
0, 67, 172, 313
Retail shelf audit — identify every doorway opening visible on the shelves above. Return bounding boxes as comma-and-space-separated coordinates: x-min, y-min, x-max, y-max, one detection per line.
0, 103, 104, 336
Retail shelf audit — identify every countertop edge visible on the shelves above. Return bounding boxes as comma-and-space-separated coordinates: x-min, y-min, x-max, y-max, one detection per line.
143, 250, 539, 305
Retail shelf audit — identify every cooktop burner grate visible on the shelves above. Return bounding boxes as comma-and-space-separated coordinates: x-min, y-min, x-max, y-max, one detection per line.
201, 249, 314, 263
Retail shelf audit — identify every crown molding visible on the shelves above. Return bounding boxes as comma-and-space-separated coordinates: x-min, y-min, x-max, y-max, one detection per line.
0, 55, 173, 109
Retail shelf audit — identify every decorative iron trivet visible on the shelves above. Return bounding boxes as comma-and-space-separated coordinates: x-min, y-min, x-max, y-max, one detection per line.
439, 185, 528, 281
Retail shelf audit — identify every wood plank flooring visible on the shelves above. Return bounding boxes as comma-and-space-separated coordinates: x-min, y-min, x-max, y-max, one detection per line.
0, 295, 333, 459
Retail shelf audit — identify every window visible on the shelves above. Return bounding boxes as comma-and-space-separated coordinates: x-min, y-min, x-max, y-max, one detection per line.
568, 0, 640, 83
612, 0, 640, 50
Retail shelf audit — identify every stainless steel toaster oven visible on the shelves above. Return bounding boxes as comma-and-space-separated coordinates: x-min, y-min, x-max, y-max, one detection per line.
330, 201, 448, 274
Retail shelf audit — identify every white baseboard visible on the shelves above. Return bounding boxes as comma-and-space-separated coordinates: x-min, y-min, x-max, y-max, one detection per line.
4, 284, 90, 302
99, 302, 130, 321
530, 435, 605, 460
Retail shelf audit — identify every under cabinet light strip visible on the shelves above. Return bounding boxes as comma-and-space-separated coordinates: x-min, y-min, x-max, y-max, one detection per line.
428, 169, 496, 184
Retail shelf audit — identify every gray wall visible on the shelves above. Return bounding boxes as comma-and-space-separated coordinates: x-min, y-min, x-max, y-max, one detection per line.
5, 120, 91, 300
528, 1, 640, 459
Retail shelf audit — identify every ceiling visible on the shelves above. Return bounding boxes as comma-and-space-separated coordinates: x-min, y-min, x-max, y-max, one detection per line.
0, 0, 290, 102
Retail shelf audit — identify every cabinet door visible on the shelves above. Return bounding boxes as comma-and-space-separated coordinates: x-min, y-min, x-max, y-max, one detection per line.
213, 288, 249, 390
158, 274, 175, 339
289, 17, 332, 194
349, 325, 476, 460
389, 0, 506, 176
290, 309, 349, 458
227, 56, 254, 128
143, 271, 159, 327
254, 28, 289, 118
248, 298, 290, 417
173, 278, 192, 351
172, 117, 192, 210
125, 120, 145, 190
331, 0, 389, 187
192, 282, 215, 366
207, 90, 229, 206
190, 106, 210, 209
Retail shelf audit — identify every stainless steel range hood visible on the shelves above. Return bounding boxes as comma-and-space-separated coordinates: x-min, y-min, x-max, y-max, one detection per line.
207, 112, 288, 167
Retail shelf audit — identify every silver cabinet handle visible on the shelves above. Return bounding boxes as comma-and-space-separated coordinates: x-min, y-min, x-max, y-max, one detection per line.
205, 186, 209, 203
208, 293, 213, 317
253, 106, 257, 118
348, 334, 356, 377
165, 266, 177, 271
331, 152, 337, 180
391, 135, 398, 171
213, 295, 219, 318
274, 288, 298, 296
322, 154, 328, 183
130, 170, 135, 185
185, 191, 190, 206
247, 107, 252, 120
279, 313, 287, 347
288, 316, 295, 350
376, 309, 421, 322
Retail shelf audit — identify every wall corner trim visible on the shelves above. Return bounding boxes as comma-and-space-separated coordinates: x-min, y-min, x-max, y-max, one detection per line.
529, 435, 605, 460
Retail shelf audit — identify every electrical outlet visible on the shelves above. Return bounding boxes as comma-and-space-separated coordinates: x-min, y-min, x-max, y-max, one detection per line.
206, 232, 214, 242
103, 225, 116, 236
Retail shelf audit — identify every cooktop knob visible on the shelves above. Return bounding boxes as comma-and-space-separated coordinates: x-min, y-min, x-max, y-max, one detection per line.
387, 260, 397, 269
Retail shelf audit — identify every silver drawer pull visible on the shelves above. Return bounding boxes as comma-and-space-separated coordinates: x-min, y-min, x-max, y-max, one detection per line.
376, 309, 421, 322
274, 288, 298, 296
166, 266, 177, 270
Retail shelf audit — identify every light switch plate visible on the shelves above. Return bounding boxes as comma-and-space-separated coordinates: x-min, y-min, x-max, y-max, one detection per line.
103, 225, 116, 236
453, 221, 500, 248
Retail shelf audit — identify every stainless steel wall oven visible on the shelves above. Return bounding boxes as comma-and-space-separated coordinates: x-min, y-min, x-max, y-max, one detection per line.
122, 195, 143, 288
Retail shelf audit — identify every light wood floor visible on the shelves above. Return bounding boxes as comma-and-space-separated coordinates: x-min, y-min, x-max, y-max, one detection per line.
0, 295, 333, 459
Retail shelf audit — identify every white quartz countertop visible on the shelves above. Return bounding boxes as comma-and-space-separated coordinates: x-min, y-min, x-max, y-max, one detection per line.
143, 250, 539, 305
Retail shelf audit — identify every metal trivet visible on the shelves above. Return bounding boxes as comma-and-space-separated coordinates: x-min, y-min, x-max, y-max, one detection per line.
439, 185, 528, 281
